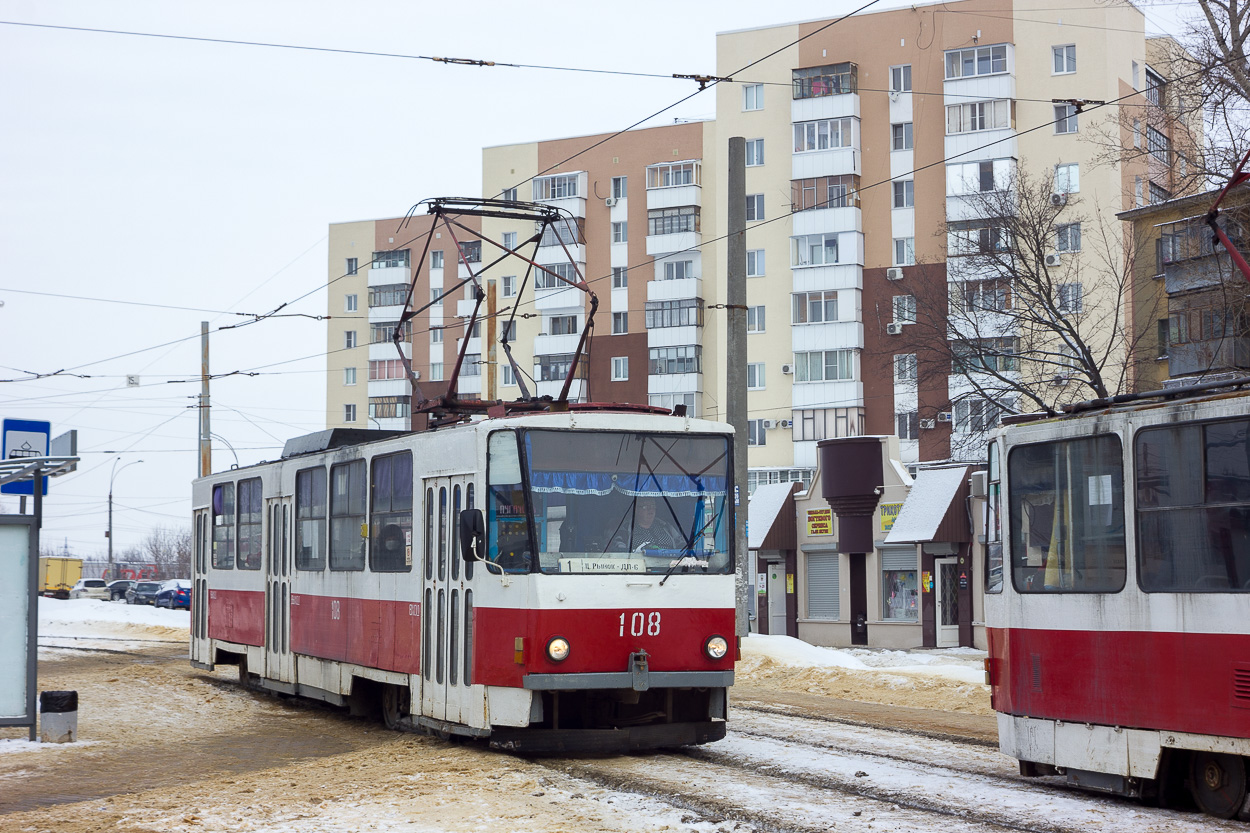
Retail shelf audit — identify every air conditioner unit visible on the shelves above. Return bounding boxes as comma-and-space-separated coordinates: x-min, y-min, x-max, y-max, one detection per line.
761, 419, 777, 430
885, 267, 904, 281
1050, 192, 1068, 206
605, 197, 618, 207
1044, 252, 1062, 267
937, 411, 953, 423
886, 322, 904, 335
778, 419, 793, 428
919, 418, 936, 430
781, 363, 794, 375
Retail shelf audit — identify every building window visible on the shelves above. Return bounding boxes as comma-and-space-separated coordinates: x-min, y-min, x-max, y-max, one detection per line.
882, 550, 919, 619
894, 353, 917, 381
663, 260, 695, 280
893, 295, 916, 324
892, 122, 914, 150
747, 305, 766, 332
501, 187, 517, 202
948, 221, 1011, 256
947, 159, 1012, 195
794, 407, 864, 440
743, 83, 764, 111
461, 353, 482, 377
612, 312, 628, 334
372, 249, 410, 269
746, 194, 765, 221
792, 62, 857, 98
953, 339, 1020, 374
371, 321, 412, 344
538, 220, 584, 249
502, 231, 517, 251
535, 262, 575, 289
646, 161, 701, 189
890, 64, 912, 92
612, 266, 628, 288
791, 233, 839, 267
502, 275, 516, 297
954, 397, 1008, 433
1135, 176, 1144, 207
944, 44, 1008, 79
645, 298, 703, 329
649, 345, 702, 375
1149, 181, 1171, 204
747, 249, 765, 277
458, 240, 481, 263
612, 176, 627, 199
895, 412, 921, 442
344, 331, 357, 349
346, 258, 358, 276
502, 364, 515, 386
549, 315, 578, 336
499, 320, 516, 342
612, 221, 628, 243
430, 289, 444, 307
344, 403, 357, 423
960, 279, 1012, 312
748, 468, 814, 495
344, 367, 356, 386
1054, 163, 1080, 194
1052, 44, 1076, 74
745, 138, 765, 166
1054, 104, 1078, 134
792, 290, 837, 324
369, 284, 408, 308
345, 293, 358, 312
533, 173, 580, 200
368, 395, 410, 421
611, 357, 628, 381
794, 350, 854, 382
430, 250, 443, 269
429, 363, 443, 382
647, 206, 700, 235
946, 100, 1010, 134
892, 180, 914, 208
1145, 68, 1165, 106
793, 118, 855, 152
1132, 60, 1140, 90
893, 238, 915, 266
1056, 223, 1082, 252
648, 392, 697, 416
370, 359, 407, 381
1058, 283, 1084, 313
747, 419, 767, 446
431, 327, 443, 344
1147, 126, 1169, 162
791, 174, 860, 211
747, 363, 765, 390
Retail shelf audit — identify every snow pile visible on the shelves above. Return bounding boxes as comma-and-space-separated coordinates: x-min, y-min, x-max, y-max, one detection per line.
39, 597, 188, 643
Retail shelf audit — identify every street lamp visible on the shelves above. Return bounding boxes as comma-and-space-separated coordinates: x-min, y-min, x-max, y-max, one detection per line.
108, 458, 144, 581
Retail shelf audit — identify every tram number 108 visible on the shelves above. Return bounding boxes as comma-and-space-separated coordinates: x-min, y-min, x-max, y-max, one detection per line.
620, 611, 661, 637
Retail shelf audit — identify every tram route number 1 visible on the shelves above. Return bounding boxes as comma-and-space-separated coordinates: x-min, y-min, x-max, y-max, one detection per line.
620, 611, 661, 637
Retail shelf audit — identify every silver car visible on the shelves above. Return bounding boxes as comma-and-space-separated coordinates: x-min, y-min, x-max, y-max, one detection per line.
69, 579, 109, 600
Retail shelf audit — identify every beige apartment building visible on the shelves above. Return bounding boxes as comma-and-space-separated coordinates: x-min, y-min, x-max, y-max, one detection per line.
324, 0, 1194, 647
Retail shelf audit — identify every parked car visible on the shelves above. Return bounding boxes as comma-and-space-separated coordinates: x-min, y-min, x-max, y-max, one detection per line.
107, 579, 136, 601
126, 581, 161, 605
155, 579, 191, 610
68, 579, 109, 601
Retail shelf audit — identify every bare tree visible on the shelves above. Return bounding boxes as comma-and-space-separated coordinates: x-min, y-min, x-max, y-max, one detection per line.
141, 526, 193, 579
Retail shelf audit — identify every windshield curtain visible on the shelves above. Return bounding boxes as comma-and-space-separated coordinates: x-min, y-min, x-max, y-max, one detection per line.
519, 429, 733, 575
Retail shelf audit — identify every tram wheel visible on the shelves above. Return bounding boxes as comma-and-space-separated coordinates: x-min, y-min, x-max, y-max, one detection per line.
1189, 751, 1247, 819
381, 685, 409, 731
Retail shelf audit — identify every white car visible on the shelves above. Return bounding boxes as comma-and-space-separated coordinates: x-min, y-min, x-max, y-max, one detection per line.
68, 579, 109, 600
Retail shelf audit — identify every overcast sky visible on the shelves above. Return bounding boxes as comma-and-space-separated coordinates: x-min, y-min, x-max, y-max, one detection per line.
0, 0, 1191, 560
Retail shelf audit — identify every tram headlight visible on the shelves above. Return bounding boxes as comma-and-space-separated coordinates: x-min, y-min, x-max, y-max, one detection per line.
546, 636, 571, 663
704, 635, 729, 660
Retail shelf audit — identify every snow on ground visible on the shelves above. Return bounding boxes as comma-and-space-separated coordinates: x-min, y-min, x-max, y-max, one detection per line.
37, 597, 189, 659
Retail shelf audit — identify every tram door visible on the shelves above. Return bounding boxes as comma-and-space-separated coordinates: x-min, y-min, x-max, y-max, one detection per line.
935, 557, 960, 647
264, 497, 294, 682
420, 475, 475, 723
191, 509, 211, 666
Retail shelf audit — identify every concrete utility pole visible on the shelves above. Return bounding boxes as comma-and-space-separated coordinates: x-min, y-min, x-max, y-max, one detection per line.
199, 321, 211, 478
486, 279, 498, 401
727, 137, 749, 637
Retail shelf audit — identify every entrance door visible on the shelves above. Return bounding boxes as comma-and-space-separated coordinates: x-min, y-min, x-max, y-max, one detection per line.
767, 564, 787, 636
264, 497, 293, 682
420, 475, 475, 724
935, 557, 960, 647
191, 509, 210, 666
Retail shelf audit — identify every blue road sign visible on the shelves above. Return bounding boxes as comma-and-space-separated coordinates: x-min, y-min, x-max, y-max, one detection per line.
2, 419, 51, 496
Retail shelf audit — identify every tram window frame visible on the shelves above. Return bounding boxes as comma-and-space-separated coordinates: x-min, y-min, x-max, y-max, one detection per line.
236, 477, 263, 570
295, 466, 327, 571
985, 441, 1003, 593
1007, 434, 1127, 594
211, 482, 236, 569
1135, 417, 1250, 593
487, 430, 535, 573
369, 451, 413, 573
329, 459, 367, 571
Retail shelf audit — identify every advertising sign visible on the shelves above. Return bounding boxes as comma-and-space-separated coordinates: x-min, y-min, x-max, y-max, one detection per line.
806, 508, 833, 536
880, 502, 903, 532
0, 520, 33, 724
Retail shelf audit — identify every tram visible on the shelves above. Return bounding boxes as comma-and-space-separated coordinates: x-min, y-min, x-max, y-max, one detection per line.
189, 409, 737, 752
984, 379, 1250, 818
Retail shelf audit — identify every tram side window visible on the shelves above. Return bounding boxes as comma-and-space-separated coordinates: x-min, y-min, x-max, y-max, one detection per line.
330, 459, 366, 571
295, 467, 327, 570
212, 483, 235, 569
370, 452, 413, 572
487, 431, 532, 573
1136, 418, 1250, 592
1008, 435, 1126, 593
237, 478, 263, 570
985, 441, 1003, 593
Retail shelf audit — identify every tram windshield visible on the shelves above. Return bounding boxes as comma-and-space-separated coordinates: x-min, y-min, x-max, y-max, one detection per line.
486, 429, 732, 575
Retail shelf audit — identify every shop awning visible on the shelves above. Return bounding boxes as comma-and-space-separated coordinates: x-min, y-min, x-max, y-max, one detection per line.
883, 466, 972, 545
748, 482, 800, 551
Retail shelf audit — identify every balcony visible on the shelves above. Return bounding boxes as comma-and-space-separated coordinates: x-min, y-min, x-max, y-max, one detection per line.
1169, 337, 1250, 378
367, 264, 409, 287
647, 277, 702, 302
532, 172, 588, 219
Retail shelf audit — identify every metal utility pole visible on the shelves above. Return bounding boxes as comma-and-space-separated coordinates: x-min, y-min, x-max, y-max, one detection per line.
486, 279, 498, 401
107, 458, 143, 580
727, 137, 749, 637
199, 321, 211, 478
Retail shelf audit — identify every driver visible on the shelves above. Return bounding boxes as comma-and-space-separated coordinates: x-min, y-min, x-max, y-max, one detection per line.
612, 496, 684, 552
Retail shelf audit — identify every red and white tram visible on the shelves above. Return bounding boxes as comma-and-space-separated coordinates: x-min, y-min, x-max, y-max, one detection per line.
984, 380, 1250, 818
190, 409, 737, 752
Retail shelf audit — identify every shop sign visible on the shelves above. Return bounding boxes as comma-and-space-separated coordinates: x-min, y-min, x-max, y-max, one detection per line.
806, 508, 833, 536
879, 502, 903, 532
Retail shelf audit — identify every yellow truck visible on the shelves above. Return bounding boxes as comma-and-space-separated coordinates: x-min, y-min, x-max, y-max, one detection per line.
39, 556, 82, 599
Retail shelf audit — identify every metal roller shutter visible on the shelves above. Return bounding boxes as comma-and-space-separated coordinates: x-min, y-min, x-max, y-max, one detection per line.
806, 552, 840, 619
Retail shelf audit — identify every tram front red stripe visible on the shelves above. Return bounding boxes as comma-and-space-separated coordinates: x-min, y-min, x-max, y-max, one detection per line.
989, 627, 1250, 740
